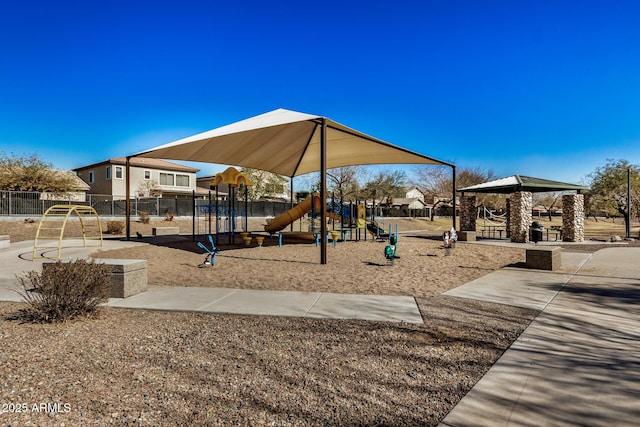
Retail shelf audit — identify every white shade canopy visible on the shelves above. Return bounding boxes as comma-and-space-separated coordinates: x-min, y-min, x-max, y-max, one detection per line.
128, 108, 456, 264
133, 108, 452, 176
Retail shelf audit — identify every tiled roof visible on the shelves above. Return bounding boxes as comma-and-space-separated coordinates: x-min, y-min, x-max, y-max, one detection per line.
73, 157, 200, 173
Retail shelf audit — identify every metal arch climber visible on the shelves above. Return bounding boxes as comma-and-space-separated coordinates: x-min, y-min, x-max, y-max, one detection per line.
32, 205, 103, 260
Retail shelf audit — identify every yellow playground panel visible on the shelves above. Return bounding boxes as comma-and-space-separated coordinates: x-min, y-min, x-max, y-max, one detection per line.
32, 205, 103, 260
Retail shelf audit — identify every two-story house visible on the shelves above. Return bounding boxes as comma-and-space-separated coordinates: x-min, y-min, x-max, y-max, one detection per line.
73, 157, 201, 199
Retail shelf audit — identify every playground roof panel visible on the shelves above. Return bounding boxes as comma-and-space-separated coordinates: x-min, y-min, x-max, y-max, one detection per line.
132, 108, 452, 177
458, 175, 589, 194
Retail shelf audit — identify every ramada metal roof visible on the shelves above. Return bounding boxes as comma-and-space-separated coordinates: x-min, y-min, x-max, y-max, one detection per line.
458, 175, 589, 194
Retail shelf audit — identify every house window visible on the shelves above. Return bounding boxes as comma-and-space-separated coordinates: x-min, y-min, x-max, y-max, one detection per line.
89, 171, 95, 183
159, 173, 174, 186
176, 174, 189, 187
144, 170, 151, 180
115, 166, 123, 179
159, 172, 190, 187
106, 167, 111, 180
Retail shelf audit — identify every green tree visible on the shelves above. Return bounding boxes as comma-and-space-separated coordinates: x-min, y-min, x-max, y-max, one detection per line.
588, 159, 640, 230
240, 168, 289, 201
0, 152, 76, 192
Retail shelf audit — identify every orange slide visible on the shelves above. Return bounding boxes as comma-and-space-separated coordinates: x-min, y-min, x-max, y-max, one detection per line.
264, 195, 321, 233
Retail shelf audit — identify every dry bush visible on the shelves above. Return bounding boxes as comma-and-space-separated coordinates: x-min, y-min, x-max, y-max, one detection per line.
139, 211, 150, 224
106, 220, 125, 234
14, 260, 111, 323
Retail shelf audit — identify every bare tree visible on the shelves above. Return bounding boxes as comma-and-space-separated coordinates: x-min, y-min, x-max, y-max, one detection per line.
412, 165, 498, 220
327, 166, 361, 201
533, 192, 562, 221
360, 169, 407, 210
137, 179, 162, 198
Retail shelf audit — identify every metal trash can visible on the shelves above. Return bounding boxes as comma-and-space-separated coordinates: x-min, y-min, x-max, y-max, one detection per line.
530, 221, 544, 243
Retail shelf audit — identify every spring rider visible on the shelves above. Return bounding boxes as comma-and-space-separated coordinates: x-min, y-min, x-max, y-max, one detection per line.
384, 235, 398, 265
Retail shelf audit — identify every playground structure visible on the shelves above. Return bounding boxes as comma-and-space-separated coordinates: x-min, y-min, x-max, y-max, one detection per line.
264, 193, 401, 250
264, 194, 321, 234
32, 205, 103, 260
191, 175, 403, 255
209, 167, 253, 245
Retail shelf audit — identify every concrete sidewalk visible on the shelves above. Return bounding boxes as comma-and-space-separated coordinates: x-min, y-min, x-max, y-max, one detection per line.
106, 287, 423, 323
440, 247, 640, 427
0, 238, 423, 324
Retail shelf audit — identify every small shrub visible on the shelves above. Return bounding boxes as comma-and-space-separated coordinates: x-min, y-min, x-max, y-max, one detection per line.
106, 220, 125, 234
139, 211, 150, 224
15, 260, 112, 323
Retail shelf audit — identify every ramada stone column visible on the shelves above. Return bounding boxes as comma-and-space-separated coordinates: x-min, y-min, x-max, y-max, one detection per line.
460, 195, 477, 231
506, 198, 511, 238
562, 194, 584, 242
509, 191, 532, 243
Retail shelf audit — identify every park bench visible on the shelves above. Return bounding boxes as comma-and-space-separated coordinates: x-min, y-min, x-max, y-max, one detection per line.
481, 225, 506, 239
93, 258, 148, 298
548, 226, 563, 241
458, 231, 476, 241
42, 258, 148, 298
526, 247, 561, 271
152, 226, 180, 236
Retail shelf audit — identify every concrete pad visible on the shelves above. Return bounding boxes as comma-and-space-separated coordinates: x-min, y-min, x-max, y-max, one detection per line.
574, 247, 640, 279
557, 251, 593, 273
201, 289, 322, 317
444, 252, 592, 310
441, 280, 640, 426
107, 287, 423, 323
108, 287, 237, 311
306, 293, 423, 323
440, 247, 640, 427
444, 269, 571, 310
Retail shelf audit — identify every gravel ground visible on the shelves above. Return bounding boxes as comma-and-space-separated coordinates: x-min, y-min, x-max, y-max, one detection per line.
1, 297, 537, 426
0, 217, 588, 425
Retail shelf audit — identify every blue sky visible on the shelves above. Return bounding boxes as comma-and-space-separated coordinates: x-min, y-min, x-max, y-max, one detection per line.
1, 0, 639, 187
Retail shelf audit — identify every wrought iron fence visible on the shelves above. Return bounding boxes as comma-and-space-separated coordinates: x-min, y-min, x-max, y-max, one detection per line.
0, 191, 195, 217
1, 190, 431, 219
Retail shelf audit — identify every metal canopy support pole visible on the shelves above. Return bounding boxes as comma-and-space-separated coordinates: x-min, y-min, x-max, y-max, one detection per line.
125, 156, 131, 240
452, 164, 457, 231
320, 118, 327, 265
245, 184, 248, 232
215, 186, 219, 245
192, 190, 196, 241
290, 178, 294, 232
627, 168, 631, 239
